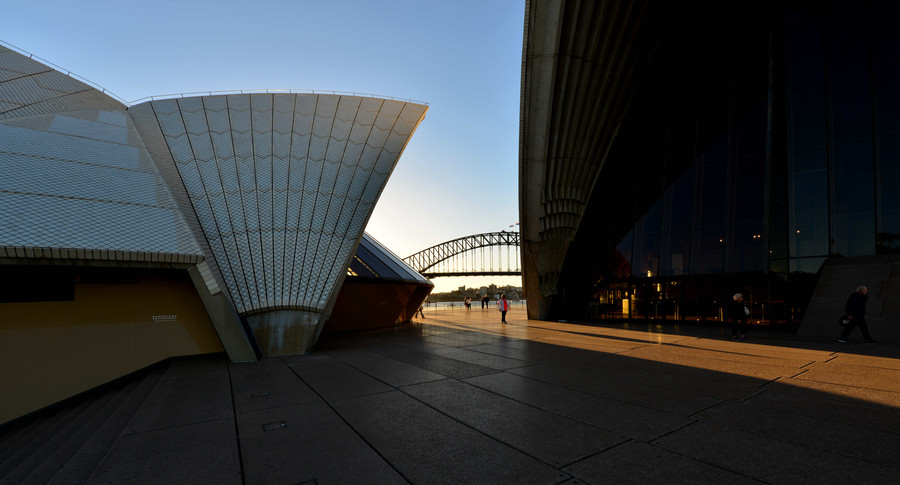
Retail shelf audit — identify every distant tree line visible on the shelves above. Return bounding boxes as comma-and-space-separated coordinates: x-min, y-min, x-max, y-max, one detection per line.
427, 284, 522, 302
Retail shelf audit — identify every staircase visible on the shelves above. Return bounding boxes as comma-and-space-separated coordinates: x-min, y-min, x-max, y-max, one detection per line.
0, 363, 167, 484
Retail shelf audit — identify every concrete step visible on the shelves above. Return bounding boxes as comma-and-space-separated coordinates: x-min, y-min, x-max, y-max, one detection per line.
0, 378, 132, 483
18, 376, 142, 485
0, 403, 76, 461
0, 396, 99, 479
47, 365, 167, 485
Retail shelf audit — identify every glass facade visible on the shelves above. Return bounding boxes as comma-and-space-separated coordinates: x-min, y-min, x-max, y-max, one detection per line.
586, 1, 900, 326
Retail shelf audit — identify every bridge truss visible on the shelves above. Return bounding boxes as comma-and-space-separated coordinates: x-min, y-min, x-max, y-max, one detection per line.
403, 231, 521, 278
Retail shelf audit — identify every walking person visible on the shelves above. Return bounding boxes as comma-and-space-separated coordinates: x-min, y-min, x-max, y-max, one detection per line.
839, 286, 877, 344
415, 300, 426, 319
730, 293, 749, 341
497, 294, 509, 324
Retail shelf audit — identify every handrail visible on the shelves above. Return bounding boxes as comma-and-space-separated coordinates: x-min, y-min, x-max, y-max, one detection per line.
129, 89, 428, 106
0, 40, 129, 105
1, 39, 428, 108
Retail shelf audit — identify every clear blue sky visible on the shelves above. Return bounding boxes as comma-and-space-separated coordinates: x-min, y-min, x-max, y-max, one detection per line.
4, 0, 525, 293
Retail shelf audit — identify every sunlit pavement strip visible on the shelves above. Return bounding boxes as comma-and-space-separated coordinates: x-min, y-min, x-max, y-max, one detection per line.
8, 306, 898, 484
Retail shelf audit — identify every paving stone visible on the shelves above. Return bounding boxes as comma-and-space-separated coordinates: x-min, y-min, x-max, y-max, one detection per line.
564, 440, 756, 484
464, 372, 693, 442
429, 346, 530, 370
332, 390, 567, 484
7, 307, 900, 484
370, 347, 502, 380
798, 360, 900, 393
506, 361, 731, 416
652, 420, 898, 483
90, 419, 241, 484
236, 401, 404, 485
697, 399, 900, 468
125, 367, 232, 433
402, 378, 622, 466
281, 354, 394, 401
229, 358, 319, 415
323, 347, 446, 388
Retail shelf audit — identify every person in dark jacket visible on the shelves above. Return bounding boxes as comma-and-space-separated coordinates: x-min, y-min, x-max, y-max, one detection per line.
730, 293, 748, 341
839, 286, 877, 344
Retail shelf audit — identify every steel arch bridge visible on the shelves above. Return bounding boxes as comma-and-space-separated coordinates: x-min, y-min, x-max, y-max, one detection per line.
403, 232, 521, 278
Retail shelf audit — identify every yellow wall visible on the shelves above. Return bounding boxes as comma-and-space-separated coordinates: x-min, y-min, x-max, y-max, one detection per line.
0, 269, 224, 424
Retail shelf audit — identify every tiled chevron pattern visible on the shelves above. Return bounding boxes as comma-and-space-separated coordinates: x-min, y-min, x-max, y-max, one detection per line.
138, 93, 427, 314
0, 110, 203, 263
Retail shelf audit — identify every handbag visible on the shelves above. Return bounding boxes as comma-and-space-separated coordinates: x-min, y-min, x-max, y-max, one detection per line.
838, 315, 851, 326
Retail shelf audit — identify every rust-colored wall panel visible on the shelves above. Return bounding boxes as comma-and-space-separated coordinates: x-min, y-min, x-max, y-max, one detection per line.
325, 278, 431, 334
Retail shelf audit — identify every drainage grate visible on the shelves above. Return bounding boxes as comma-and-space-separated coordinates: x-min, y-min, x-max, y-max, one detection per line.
262, 421, 287, 432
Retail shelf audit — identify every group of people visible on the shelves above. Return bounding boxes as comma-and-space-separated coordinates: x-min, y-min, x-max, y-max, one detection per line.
730, 285, 878, 344
414, 294, 512, 325
421, 287, 879, 343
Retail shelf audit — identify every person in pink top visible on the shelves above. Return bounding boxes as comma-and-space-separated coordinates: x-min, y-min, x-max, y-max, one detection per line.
496, 294, 509, 324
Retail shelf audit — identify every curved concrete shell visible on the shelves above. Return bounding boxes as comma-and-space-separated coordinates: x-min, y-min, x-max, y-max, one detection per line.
0, 47, 202, 265
519, 0, 662, 320
0, 43, 428, 423
0, 45, 124, 120
129, 94, 428, 354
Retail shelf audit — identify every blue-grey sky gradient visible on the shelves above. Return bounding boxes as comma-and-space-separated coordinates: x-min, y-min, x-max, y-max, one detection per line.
4, 0, 525, 292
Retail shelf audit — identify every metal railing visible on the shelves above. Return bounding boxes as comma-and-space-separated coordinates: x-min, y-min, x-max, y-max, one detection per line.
0, 40, 129, 104
128, 89, 428, 106
1, 39, 428, 108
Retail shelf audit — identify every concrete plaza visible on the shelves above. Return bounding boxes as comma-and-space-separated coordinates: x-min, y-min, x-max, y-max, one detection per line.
2, 304, 899, 483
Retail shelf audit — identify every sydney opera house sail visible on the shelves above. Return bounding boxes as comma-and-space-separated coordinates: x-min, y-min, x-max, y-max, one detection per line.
130, 94, 427, 354
1, 42, 428, 422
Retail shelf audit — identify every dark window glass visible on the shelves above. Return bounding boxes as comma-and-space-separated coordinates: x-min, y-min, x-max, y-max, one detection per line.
634, 199, 662, 277
785, 13, 825, 92
661, 169, 694, 276
734, 104, 767, 159
830, 71, 873, 143
832, 210, 875, 256
789, 257, 826, 275
693, 232, 726, 274
730, 222, 764, 272
832, 139, 874, 213
728, 102, 766, 272
692, 143, 727, 274
733, 157, 766, 224
790, 168, 829, 257
699, 163, 727, 226
785, 6, 830, 261
873, 2, 900, 253
789, 90, 827, 153
352, 244, 400, 279
874, 64, 900, 132
827, 1, 868, 77
0, 266, 74, 302
613, 229, 635, 278
877, 144, 900, 252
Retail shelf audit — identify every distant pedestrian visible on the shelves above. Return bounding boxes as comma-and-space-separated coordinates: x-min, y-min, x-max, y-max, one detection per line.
481, 295, 488, 309
839, 286, 877, 344
730, 293, 748, 341
416, 301, 425, 319
497, 294, 509, 324
464, 296, 471, 310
